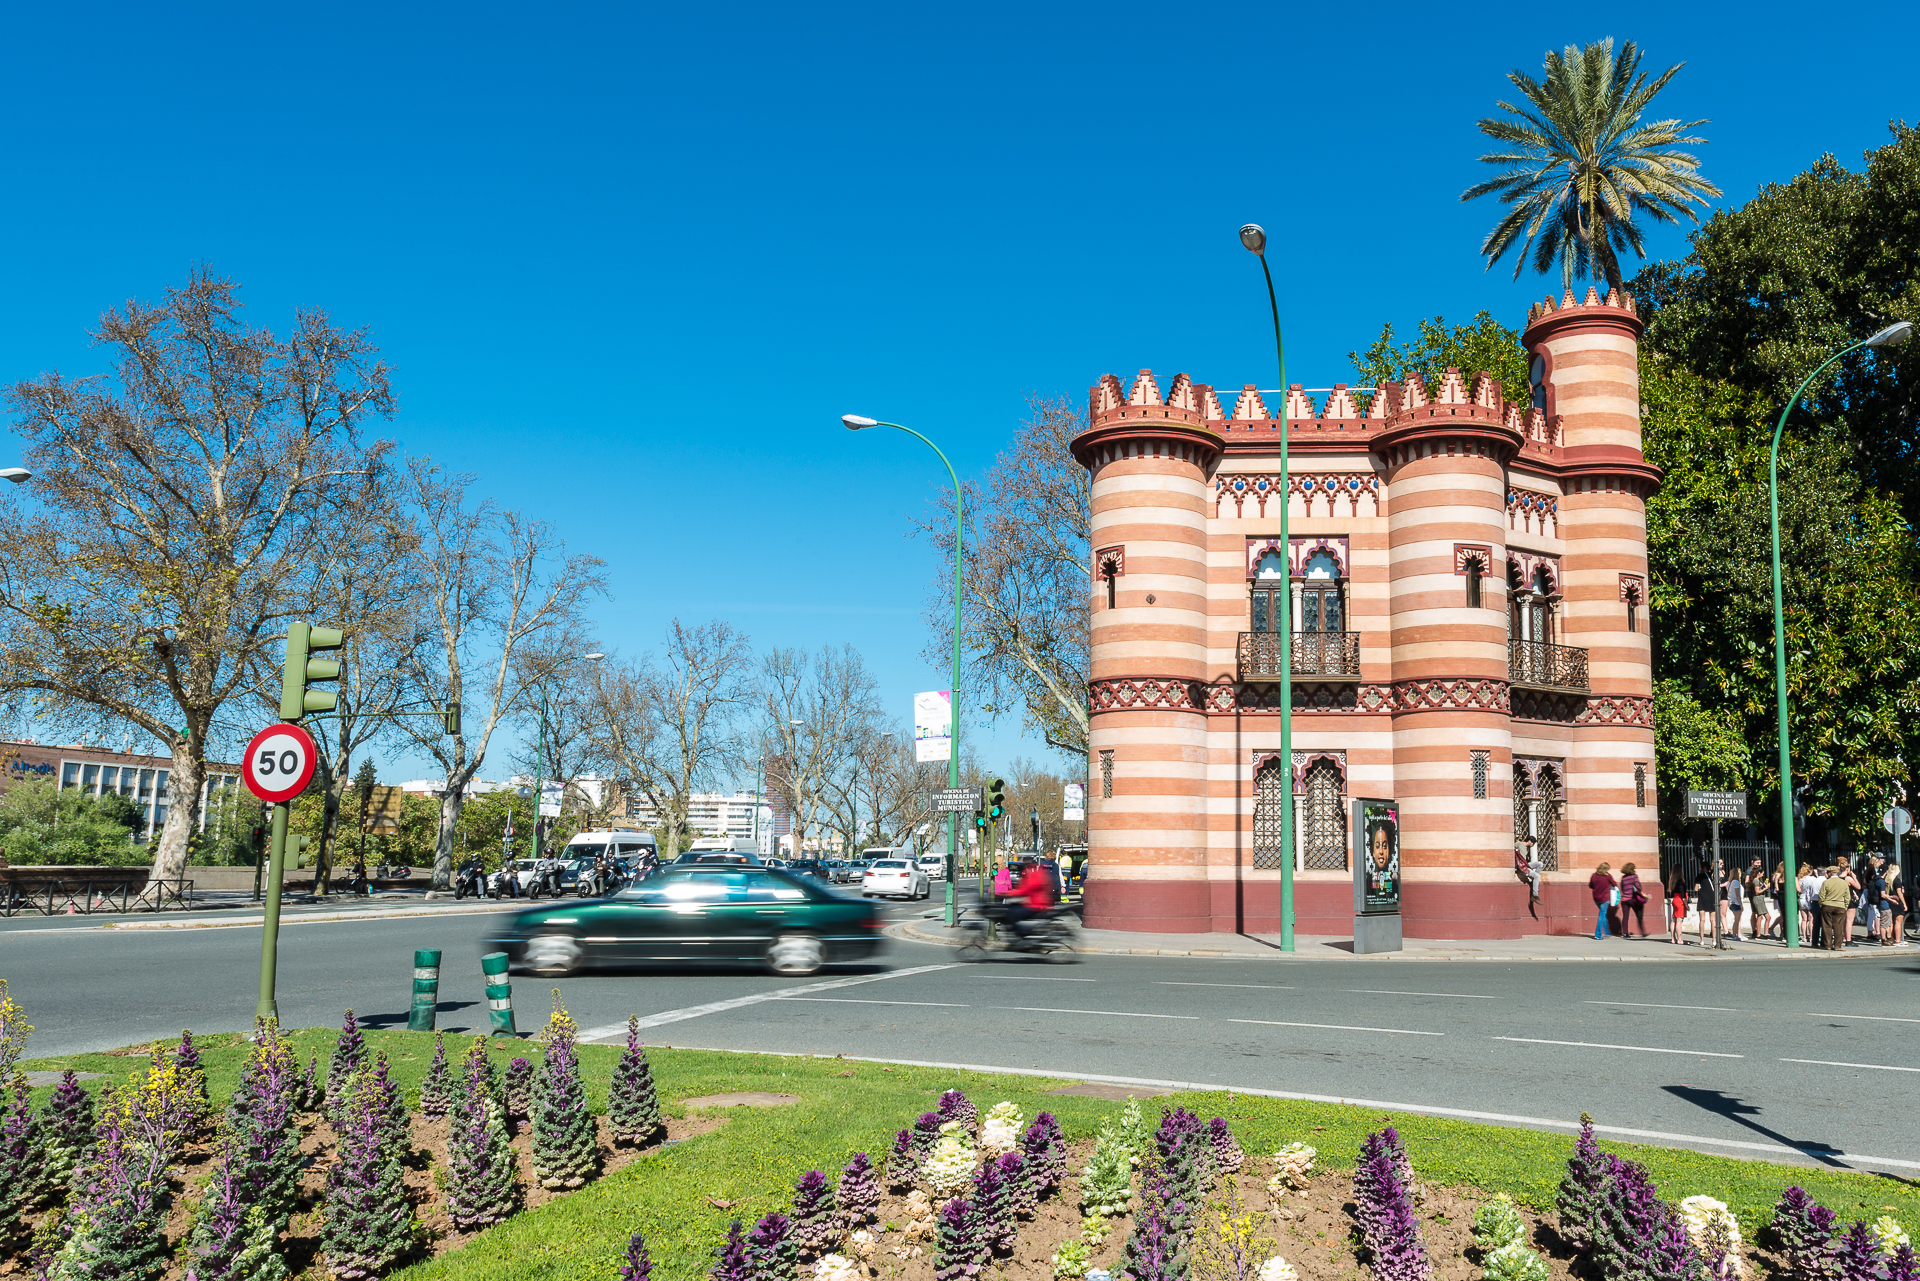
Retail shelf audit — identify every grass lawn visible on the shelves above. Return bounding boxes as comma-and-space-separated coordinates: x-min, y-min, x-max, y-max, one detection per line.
19, 1024, 1918, 1279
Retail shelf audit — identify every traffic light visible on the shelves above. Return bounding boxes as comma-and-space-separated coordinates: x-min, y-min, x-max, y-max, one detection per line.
280, 622, 345, 720
444, 700, 462, 736
988, 778, 1006, 823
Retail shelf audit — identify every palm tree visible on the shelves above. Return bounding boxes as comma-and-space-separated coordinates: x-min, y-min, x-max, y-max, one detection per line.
1462, 38, 1720, 293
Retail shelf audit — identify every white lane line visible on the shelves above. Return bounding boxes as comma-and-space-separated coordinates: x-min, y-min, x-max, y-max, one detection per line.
1232, 1019, 1443, 1037
763, 1054, 1920, 1173
1800, 1013, 1920, 1024
577, 963, 959, 1041
1495, 1036, 1742, 1058
1350, 989, 1497, 999
776, 998, 969, 1008
970, 975, 1098, 982
1000, 1007, 1198, 1020
1780, 1058, 1920, 1073
1159, 982, 1295, 990
1587, 1000, 1737, 1012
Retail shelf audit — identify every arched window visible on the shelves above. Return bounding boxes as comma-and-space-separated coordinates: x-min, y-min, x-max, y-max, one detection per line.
1509, 563, 1557, 645
1300, 551, 1344, 636
1463, 554, 1485, 608
1253, 757, 1289, 869
1299, 761, 1347, 870
1100, 555, 1120, 610
1512, 764, 1562, 873
1624, 582, 1641, 634
1249, 551, 1289, 633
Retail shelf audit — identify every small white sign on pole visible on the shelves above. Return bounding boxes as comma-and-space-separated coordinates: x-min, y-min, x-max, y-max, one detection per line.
913, 690, 952, 763
1063, 783, 1086, 821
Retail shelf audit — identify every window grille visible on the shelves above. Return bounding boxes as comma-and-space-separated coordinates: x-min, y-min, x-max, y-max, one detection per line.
1253, 758, 1289, 869
1099, 750, 1114, 800
1635, 763, 1646, 808
1472, 750, 1489, 800
1300, 761, 1347, 870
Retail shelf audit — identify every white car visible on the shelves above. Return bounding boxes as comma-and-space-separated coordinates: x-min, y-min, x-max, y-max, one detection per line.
917, 854, 947, 881
863, 858, 930, 900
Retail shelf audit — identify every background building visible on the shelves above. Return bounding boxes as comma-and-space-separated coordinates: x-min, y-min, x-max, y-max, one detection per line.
2, 739, 241, 836
1077, 289, 1656, 938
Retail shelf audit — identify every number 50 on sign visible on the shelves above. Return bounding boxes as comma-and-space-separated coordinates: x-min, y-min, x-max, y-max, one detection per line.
243, 723, 319, 803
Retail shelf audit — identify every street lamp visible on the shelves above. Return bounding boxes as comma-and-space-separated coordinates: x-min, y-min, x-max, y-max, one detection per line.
0, 468, 30, 484
1769, 319, 1911, 949
844, 413, 966, 926
1239, 223, 1296, 952
530, 652, 604, 863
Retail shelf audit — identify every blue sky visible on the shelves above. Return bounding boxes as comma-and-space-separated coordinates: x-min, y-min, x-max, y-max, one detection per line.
2, 1, 1912, 784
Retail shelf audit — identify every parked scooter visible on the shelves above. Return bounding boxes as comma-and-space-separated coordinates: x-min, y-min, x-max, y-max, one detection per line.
487, 865, 522, 899
452, 859, 488, 900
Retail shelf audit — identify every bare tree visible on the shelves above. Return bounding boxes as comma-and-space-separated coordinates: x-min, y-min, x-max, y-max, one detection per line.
0, 270, 394, 891
508, 641, 611, 828
759, 645, 883, 857
817, 725, 896, 856
584, 619, 753, 857
395, 460, 605, 888
916, 395, 1090, 757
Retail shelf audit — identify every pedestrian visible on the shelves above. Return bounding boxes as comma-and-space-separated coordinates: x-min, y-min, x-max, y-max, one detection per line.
1817, 859, 1850, 950
1767, 865, 1787, 940
1803, 863, 1824, 947
1668, 872, 1687, 946
1588, 861, 1616, 941
1618, 862, 1648, 938
1693, 868, 1718, 947
1525, 837, 1543, 905
1882, 862, 1907, 945
1747, 859, 1766, 939
1724, 871, 1744, 942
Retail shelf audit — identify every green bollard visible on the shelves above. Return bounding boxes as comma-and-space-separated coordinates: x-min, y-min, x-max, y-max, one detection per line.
480, 951, 515, 1036
409, 948, 442, 1031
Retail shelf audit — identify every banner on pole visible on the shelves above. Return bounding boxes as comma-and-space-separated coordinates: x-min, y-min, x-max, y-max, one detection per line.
1063, 783, 1086, 821
914, 690, 952, 763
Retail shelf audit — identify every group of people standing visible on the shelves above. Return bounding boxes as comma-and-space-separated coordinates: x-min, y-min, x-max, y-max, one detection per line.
1583, 853, 1909, 948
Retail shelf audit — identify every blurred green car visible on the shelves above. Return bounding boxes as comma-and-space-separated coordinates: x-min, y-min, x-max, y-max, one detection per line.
486, 864, 888, 977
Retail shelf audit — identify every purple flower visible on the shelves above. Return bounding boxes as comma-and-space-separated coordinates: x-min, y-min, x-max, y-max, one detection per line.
1838, 1222, 1883, 1281
790, 1170, 838, 1257
1021, 1111, 1067, 1197
884, 1128, 918, 1190
972, 1157, 1015, 1255
936, 1197, 987, 1281
710, 1220, 752, 1281
1206, 1117, 1245, 1174
1352, 1128, 1432, 1281
619, 1230, 654, 1281
912, 1109, 944, 1159
839, 1151, 881, 1227
1774, 1188, 1841, 1281
747, 1210, 798, 1281
1557, 1113, 1607, 1252
938, 1089, 980, 1135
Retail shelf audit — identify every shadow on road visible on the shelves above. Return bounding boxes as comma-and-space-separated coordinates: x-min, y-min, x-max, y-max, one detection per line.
1661, 1084, 1916, 1183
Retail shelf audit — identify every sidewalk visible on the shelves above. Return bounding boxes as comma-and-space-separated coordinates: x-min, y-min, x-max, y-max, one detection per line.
98, 896, 519, 930
892, 917, 1907, 961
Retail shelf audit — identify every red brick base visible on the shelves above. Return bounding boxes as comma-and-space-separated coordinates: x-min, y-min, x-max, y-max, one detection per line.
1080, 877, 1662, 940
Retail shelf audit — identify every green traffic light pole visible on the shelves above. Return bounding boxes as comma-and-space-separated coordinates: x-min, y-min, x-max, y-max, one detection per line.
1767, 319, 1913, 950
1241, 223, 1295, 951
844, 413, 966, 927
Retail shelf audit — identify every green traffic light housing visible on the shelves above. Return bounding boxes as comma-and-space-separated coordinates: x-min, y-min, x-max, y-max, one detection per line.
281, 621, 346, 720
988, 777, 1006, 822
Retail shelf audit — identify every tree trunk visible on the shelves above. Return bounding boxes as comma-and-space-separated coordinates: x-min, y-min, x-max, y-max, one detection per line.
150, 742, 206, 895
316, 758, 342, 894
433, 788, 463, 889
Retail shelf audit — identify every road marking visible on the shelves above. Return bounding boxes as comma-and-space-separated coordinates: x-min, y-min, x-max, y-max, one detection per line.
1494, 1036, 1742, 1058
1586, 1000, 1737, 1012
1231, 1019, 1442, 1037
576, 963, 959, 1041
1159, 982, 1295, 990
1000, 1007, 1198, 1020
1800, 1013, 1920, 1024
735, 1054, 1920, 1172
970, 975, 1098, 981
1780, 1058, 1920, 1073
776, 998, 969, 1007
1350, 989, 1497, 999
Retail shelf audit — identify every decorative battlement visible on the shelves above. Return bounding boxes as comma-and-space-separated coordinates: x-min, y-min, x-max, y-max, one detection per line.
1521, 285, 1644, 345
1525, 285, 1638, 326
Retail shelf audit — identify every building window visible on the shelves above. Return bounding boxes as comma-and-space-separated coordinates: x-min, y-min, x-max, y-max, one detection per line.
1635, 763, 1647, 808
1512, 763, 1563, 872
1299, 760, 1347, 870
1249, 550, 1288, 633
1465, 556, 1483, 608
1471, 751, 1489, 800
1253, 758, 1288, 870
1099, 750, 1114, 799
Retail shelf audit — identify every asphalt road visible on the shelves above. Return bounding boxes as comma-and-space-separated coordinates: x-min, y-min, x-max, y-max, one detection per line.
6, 890, 1917, 1175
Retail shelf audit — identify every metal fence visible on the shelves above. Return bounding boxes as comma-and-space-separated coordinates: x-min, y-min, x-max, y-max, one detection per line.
0, 876, 195, 917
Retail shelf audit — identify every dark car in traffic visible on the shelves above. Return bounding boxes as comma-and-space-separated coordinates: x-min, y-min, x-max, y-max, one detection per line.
486, 864, 886, 977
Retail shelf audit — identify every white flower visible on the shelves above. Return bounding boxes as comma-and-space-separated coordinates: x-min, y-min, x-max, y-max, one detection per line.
1256, 1257, 1298, 1281
985, 1100, 1025, 1129
812, 1255, 861, 1281
924, 1133, 977, 1198
903, 1189, 932, 1218
1269, 1142, 1317, 1190
981, 1118, 1019, 1154
848, 1230, 876, 1259
1872, 1217, 1910, 1256
1678, 1196, 1745, 1280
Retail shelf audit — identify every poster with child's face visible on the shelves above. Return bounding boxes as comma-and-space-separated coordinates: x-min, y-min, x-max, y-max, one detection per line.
1352, 798, 1401, 914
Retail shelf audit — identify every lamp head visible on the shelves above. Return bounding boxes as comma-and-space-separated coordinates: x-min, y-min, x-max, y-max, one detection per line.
0, 467, 30, 484
1238, 224, 1267, 255
841, 414, 878, 430
582, 653, 605, 662
1866, 321, 1914, 348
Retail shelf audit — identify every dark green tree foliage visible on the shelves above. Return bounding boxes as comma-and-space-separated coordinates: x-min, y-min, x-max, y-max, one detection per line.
40, 1069, 95, 1192
326, 1010, 366, 1123
1349, 311, 1533, 415
442, 1050, 518, 1230
607, 1016, 663, 1147
321, 1072, 417, 1279
417, 1035, 453, 1119
529, 1007, 598, 1190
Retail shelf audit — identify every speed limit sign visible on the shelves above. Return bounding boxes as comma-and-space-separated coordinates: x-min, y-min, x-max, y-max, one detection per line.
243, 723, 319, 803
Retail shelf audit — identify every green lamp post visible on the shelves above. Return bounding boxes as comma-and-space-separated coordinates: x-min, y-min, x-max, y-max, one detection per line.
1769, 319, 1912, 949
844, 414, 967, 927
1240, 223, 1295, 952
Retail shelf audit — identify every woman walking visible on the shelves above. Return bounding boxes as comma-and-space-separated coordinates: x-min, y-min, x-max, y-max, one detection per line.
1618, 863, 1649, 938
1694, 868, 1719, 947
1588, 862, 1617, 941
1668, 872, 1687, 946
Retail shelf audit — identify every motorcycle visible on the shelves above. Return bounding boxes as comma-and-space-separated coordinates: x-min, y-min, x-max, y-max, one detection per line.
955, 903, 1079, 963
525, 859, 564, 900
487, 867, 522, 899
452, 862, 488, 900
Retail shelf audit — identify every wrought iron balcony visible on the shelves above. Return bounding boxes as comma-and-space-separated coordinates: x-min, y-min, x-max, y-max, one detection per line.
1508, 639, 1589, 693
1238, 631, 1361, 682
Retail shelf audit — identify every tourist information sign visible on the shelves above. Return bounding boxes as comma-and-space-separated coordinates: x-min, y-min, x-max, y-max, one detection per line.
933, 787, 982, 814
1684, 790, 1747, 951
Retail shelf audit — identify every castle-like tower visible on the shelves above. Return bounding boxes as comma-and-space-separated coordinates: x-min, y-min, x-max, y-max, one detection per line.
1074, 290, 1659, 937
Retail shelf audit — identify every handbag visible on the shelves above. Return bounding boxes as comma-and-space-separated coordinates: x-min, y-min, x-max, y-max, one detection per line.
1609, 888, 1621, 907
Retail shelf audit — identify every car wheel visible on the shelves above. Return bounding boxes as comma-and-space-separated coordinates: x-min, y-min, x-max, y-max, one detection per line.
524, 933, 584, 977
766, 934, 825, 976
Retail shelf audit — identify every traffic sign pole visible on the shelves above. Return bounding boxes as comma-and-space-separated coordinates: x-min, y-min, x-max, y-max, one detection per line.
244, 719, 321, 1022
256, 798, 290, 1020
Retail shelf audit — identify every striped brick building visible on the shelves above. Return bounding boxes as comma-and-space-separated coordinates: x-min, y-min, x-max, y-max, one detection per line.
1074, 289, 1658, 938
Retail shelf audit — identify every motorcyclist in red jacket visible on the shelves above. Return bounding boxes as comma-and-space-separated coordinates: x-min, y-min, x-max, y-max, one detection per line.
1003, 858, 1057, 942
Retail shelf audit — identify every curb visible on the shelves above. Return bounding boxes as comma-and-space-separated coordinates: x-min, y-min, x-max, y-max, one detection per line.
886, 920, 1903, 962
104, 902, 520, 930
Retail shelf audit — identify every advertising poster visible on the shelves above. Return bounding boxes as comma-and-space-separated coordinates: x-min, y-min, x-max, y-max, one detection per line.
913, 690, 952, 762
1352, 798, 1401, 915
1063, 783, 1086, 821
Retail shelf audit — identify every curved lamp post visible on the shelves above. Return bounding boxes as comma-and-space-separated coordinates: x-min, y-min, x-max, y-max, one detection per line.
1240, 224, 1295, 951
845, 414, 966, 927
1770, 319, 1912, 948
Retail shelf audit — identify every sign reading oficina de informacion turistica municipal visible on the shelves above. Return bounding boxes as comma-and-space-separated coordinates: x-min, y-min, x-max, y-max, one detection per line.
1685, 790, 1747, 821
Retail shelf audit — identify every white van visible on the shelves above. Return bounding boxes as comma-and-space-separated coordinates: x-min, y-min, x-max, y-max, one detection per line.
564, 831, 658, 866
685, 836, 758, 855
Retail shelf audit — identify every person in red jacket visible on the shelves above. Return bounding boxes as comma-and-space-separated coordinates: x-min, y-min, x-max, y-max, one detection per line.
1003, 858, 1057, 942
1588, 862, 1618, 941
